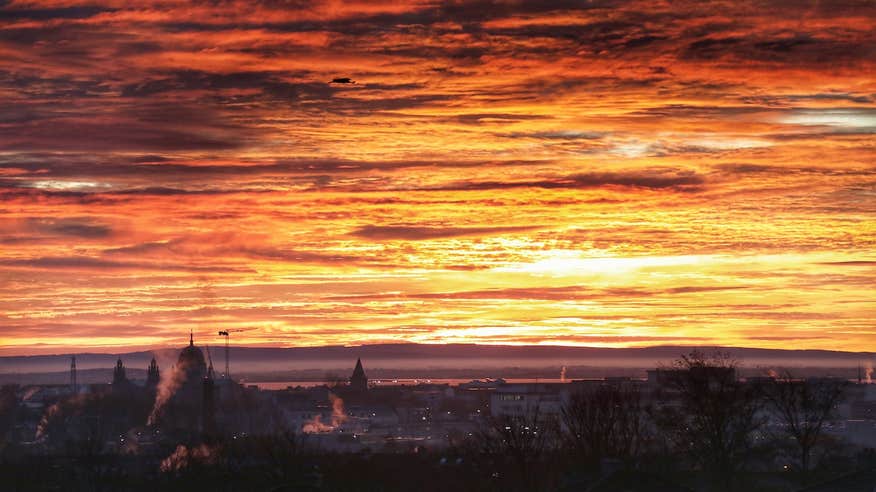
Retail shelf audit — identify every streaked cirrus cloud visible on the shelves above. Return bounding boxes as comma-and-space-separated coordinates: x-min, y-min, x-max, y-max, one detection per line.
0, 0, 874, 354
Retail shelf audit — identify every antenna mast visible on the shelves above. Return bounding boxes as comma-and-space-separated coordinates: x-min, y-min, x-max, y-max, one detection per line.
70, 356, 77, 394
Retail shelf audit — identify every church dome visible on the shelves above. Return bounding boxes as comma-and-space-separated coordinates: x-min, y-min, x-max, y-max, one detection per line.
177, 332, 207, 380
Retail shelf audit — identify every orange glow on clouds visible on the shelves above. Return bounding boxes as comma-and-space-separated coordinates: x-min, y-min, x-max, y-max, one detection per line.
0, 0, 874, 355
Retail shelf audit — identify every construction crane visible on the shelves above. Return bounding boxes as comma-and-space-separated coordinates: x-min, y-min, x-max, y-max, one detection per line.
218, 331, 230, 379
218, 328, 256, 380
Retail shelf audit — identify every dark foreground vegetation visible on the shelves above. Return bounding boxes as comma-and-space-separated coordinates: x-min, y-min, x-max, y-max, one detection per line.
2, 351, 874, 491
1, 438, 874, 492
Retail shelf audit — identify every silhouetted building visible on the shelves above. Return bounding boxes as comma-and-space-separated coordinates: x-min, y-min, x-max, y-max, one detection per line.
203, 356, 216, 436
146, 357, 160, 388
159, 332, 214, 435
178, 331, 207, 383
350, 358, 368, 392
112, 358, 128, 386
491, 382, 563, 419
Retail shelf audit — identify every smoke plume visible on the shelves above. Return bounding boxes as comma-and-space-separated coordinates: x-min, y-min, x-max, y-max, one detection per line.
148, 362, 186, 425
35, 394, 88, 440
35, 402, 62, 440
160, 444, 219, 472
302, 393, 347, 433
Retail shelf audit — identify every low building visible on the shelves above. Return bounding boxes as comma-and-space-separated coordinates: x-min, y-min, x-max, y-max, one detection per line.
490, 383, 564, 419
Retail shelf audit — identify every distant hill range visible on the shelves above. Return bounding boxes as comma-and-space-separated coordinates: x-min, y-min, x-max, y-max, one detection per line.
1, 344, 873, 386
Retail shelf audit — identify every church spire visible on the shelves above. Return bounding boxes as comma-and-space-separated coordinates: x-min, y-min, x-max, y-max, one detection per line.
190, 329, 194, 346
350, 357, 368, 392
112, 357, 128, 387
146, 357, 160, 387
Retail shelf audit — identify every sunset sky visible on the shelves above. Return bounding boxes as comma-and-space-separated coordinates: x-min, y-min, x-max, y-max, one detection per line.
0, 0, 874, 355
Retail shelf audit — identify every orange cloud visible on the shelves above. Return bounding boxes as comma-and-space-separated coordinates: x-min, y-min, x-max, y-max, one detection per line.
0, 0, 874, 354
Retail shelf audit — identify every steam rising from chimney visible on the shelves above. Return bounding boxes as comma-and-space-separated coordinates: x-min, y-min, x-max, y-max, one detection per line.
560, 365, 567, 383
148, 362, 186, 426
35, 402, 62, 440
22, 387, 39, 402
35, 394, 87, 440
302, 393, 347, 433
160, 444, 218, 472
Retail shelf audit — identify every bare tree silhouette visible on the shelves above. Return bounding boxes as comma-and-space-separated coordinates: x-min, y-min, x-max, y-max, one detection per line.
653, 351, 765, 491
471, 405, 559, 491
762, 370, 847, 475
561, 383, 646, 466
